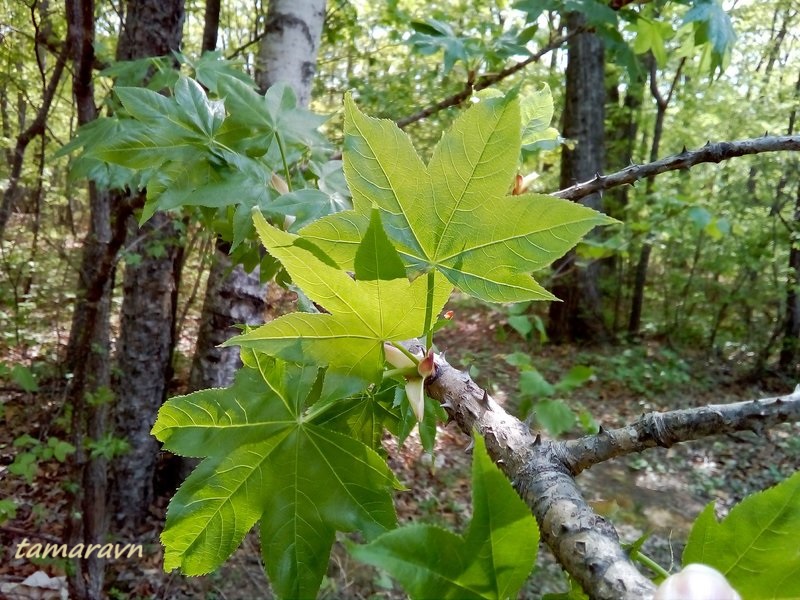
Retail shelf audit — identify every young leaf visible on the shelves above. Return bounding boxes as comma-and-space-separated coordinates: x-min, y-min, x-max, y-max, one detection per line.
226, 211, 452, 383
683, 470, 800, 598
349, 434, 538, 599
303, 93, 615, 303
152, 357, 399, 599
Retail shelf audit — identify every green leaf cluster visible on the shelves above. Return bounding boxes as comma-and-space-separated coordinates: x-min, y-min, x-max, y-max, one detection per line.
349, 434, 539, 599
152, 355, 399, 598
59, 57, 342, 251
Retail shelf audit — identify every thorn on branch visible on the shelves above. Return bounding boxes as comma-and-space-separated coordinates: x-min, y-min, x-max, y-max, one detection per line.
478, 389, 489, 407
465, 438, 475, 454
533, 433, 542, 447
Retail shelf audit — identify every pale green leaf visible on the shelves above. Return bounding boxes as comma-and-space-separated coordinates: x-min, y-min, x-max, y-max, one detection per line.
520, 84, 555, 145
336, 92, 616, 303
227, 211, 452, 382
683, 471, 800, 598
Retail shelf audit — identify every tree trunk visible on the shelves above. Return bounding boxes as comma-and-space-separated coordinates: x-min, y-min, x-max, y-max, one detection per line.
778, 70, 800, 373
110, 0, 185, 531
63, 0, 125, 596
201, 0, 221, 53
256, 0, 326, 107
627, 56, 684, 338
547, 12, 606, 343
605, 65, 644, 332
188, 243, 267, 391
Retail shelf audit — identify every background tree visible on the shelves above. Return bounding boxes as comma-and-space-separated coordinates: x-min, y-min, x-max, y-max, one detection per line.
547, 11, 607, 342
109, 0, 186, 532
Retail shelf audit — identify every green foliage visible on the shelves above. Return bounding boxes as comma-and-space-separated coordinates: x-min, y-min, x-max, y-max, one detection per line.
504, 353, 595, 436
683, 471, 800, 598
86, 434, 130, 460
683, 0, 736, 71
0, 499, 18, 525
59, 61, 340, 252
152, 355, 399, 597
6, 363, 39, 392
586, 346, 692, 396
303, 92, 613, 303
349, 434, 539, 599
8, 435, 75, 484
142, 88, 612, 596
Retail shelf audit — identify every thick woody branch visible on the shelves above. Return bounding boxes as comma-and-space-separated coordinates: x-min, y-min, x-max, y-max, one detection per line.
426, 355, 799, 599
554, 135, 800, 202
426, 355, 655, 600
564, 387, 800, 475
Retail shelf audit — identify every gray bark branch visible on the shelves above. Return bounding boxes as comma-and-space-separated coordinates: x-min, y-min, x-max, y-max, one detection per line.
425, 355, 798, 599
554, 135, 800, 202
564, 387, 800, 476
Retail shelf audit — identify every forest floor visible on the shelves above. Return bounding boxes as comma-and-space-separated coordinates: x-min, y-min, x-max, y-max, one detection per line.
1, 299, 799, 599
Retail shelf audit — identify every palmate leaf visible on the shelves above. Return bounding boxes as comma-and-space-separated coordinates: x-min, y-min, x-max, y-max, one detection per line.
683, 470, 800, 598
350, 434, 539, 599
152, 354, 399, 599
302, 92, 615, 303
226, 210, 452, 383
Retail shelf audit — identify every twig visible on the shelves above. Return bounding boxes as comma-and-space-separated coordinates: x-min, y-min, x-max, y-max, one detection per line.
553, 135, 800, 202
396, 28, 584, 129
563, 387, 800, 475
0, 525, 62, 545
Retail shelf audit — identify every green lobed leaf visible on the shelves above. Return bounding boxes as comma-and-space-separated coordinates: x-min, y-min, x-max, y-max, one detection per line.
152, 358, 398, 599
683, 471, 800, 598
227, 211, 452, 383
304, 92, 616, 303
349, 434, 538, 599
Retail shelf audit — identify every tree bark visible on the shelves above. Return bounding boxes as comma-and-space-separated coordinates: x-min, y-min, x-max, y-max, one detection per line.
547, 12, 607, 343
109, 0, 185, 531
63, 0, 129, 596
256, 0, 326, 107
201, 0, 221, 53
605, 65, 644, 332
779, 70, 800, 372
